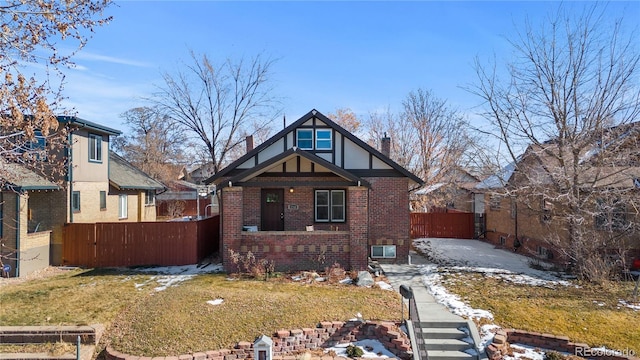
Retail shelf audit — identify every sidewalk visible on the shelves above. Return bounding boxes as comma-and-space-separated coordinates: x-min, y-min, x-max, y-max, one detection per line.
380, 250, 463, 323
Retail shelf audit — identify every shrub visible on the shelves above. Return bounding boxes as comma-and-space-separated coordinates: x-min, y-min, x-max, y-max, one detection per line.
345, 345, 363, 358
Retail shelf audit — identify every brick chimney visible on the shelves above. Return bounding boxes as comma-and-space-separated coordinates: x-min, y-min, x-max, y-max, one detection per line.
381, 133, 391, 158
246, 135, 254, 153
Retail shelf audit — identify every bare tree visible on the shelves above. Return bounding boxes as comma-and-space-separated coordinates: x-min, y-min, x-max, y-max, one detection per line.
151, 51, 281, 174
470, 4, 640, 281
0, 0, 112, 185
327, 107, 361, 133
365, 90, 471, 210
113, 106, 187, 183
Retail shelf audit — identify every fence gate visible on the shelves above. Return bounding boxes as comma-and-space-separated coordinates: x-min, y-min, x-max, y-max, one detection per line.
410, 212, 474, 239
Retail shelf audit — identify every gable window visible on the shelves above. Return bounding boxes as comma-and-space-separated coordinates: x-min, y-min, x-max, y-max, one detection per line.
99, 191, 106, 210
315, 190, 345, 222
371, 245, 396, 259
119, 194, 128, 219
72, 191, 81, 212
315, 129, 332, 150
145, 190, 155, 206
296, 128, 333, 150
296, 129, 313, 150
88, 133, 103, 162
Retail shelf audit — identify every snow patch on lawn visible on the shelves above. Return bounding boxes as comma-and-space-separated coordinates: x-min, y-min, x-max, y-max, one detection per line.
132, 263, 223, 292
618, 300, 640, 311
504, 344, 546, 360
325, 339, 398, 358
207, 299, 224, 306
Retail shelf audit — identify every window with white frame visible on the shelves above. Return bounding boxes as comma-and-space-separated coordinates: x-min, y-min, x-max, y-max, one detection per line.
88, 133, 102, 162
296, 129, 313, 150
371, 245, 396, 259
99, 191, 106, 210
296, 128, 333, 150
118, 194, 128, 219
72, 191, 81, 212
315, 190, 345, 222
315, 129, 332, 150
145, 190, 155, 206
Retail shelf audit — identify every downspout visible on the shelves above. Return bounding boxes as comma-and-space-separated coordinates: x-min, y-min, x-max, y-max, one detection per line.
15, 194, 21, 277
68, 131, 74, 223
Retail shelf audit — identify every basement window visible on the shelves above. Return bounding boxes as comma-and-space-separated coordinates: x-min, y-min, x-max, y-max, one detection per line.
371, 245, 396, 259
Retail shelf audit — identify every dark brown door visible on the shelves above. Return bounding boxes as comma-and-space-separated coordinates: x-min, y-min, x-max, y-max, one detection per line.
261, 189, 284, 231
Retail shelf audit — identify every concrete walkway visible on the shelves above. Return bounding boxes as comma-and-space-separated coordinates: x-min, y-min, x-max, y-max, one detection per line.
380, 251, 485, 360
381, 250, 465, 323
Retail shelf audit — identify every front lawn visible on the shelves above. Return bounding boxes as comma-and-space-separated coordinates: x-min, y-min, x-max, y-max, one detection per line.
441, 272, 640, 353
0, 268, 402, 357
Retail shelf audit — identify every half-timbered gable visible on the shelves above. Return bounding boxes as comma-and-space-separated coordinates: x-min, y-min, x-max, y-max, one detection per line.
207, 109, 423, 272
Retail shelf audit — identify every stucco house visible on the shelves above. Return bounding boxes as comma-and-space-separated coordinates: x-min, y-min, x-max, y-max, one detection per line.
1, 116, 164, 277
205, 109, 423, 272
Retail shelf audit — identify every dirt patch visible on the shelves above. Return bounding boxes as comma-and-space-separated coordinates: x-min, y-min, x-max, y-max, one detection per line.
0, 266, 79, 288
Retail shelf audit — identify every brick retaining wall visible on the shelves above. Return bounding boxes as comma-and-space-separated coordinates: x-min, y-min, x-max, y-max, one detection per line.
105, 321, 412, 360
486, 328, 639, 360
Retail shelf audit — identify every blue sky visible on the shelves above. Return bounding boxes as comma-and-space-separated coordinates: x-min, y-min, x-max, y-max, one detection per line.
50, 1, 639, 133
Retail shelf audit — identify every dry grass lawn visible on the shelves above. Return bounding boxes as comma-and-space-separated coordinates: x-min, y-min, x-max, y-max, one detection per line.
440, 272, 640, 353
0, 268, 402, 357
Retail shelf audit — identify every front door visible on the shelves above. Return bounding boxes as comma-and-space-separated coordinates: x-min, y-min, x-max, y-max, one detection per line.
261, 189, 284, 231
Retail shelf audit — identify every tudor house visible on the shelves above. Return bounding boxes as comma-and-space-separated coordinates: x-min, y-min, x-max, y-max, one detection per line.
206, 109, 423, 272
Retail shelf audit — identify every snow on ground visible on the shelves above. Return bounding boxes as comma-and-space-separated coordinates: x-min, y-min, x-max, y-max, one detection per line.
503, 344, 546, 360
618, 300, 640, 311
207, 299, 224, 306
414, 238, 582, 353
419, 263, 494, 321
325, 339, 398, 359
376, 281, 394, 290
415, 238, 574, 287
133, 263, 224, 292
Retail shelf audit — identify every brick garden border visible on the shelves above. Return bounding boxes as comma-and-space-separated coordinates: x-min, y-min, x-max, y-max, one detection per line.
105, 321, 412, 360
486, 328, 639, 360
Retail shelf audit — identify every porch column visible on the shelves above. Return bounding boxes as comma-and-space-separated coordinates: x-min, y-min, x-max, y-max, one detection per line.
348, 186, 368, 271
221, 186, 243, 271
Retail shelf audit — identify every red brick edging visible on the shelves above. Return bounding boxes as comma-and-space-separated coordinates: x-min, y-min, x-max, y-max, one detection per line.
105, 321, 412, 360
486, 328, 639, 360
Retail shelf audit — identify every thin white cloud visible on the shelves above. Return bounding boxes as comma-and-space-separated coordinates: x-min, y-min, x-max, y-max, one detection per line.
74, 51, 155, 68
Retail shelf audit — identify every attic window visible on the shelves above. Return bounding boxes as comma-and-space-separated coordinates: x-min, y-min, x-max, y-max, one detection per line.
296, 129, 313, 150
296, 129, 333, 150
316, 129, 332, 150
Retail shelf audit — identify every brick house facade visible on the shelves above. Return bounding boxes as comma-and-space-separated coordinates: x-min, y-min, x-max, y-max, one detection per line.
477, 131, 640, 268
207, 109, 423, 272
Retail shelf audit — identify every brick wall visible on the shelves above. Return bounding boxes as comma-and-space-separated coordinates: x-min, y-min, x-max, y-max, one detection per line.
105, 321, 412, 360
220, 176, 411, 271
365, 177, 410, 264
487, 328, 638, 360
230, 231, 351, 272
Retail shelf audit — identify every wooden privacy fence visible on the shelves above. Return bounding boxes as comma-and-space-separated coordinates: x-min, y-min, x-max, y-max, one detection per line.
410, 212, 474, 239
63, 216, 219, 268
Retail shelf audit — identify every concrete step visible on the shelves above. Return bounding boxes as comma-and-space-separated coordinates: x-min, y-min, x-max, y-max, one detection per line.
425, 339, 473, 352
422, 327, 468, 339
419, 320, 469, 328
426, 350, 475, 360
